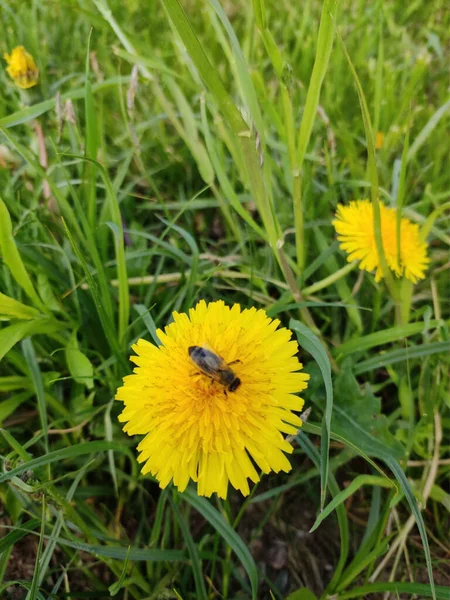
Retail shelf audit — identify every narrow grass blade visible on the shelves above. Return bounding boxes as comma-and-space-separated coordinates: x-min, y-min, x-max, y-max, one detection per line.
336, 26, 397, 298
294, 0, 339, 268
81, 158, 130, 343
84, 28, 99, 229
182, 488, 258, 600
208, 0, 265, 138
335, 320, 440, 357
0, 519, 40, 553
290, 319, 332, 510
109, 546, 131, 596
295, 431, 349, 593
386, 457, 436, 600
0, 77, 131, 128
0, 441, 128, 483
336, 582, 448, 600
171, 496, 208, 600
407, 98, 450, 163
27, 495, 46, 600
55, 538, 186, 562
62, 219, 127, 371
354, 341, 450, 374
310, 475, 394, 532
133, 304, 161, 347
22, 339, 48, 454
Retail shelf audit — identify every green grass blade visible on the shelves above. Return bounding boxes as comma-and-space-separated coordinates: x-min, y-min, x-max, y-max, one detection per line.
335, 582, 448, 599
354, 341, 450, 375
0, 198, 46, 311
336, 25, 397, 299
407, 98, 450, 163
289, 319, 332, 511
0, 441, 128, 483
27, 495, 46, 600
62, 218, 127, 371
78, 157, 130, 343
0, 77, 131, 128
55, 538, 187, 562
0, 319, 64, 363
171, 496, 208, 600
310, 475, 394, 532
335, 320, 441, 357
21, 338, 48, 454
386, 457, 436, 600
295, 431, 349, 593
182, 487, 258, 600
208, 0, 265, 139
294, 0, 339, 268
0, 519, 40, 554
84, 28, 98, 230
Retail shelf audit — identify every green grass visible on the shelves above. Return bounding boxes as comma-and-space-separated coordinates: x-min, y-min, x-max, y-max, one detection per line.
0, 0, 449, 598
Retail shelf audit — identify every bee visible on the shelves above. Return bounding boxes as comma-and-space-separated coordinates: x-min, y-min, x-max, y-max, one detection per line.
188, 345, 241, 392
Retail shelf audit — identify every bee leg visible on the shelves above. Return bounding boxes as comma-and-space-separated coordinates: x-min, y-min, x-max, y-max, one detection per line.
228, 359, 242, 365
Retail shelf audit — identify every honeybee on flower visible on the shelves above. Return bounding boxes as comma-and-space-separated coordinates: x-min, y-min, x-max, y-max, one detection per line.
116, 300, 309, 498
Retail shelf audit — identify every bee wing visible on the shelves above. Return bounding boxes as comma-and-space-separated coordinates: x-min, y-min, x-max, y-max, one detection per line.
190, 346, 228, 378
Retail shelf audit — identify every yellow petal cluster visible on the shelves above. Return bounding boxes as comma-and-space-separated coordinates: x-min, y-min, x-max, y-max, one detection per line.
333, 200, 429, 283
116, 300, 309, 498
4, 46, 39, 89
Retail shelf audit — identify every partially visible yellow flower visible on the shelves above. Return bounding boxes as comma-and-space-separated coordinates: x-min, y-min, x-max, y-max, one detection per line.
333, 200, 429, 283
375, 131, 384, 150
116, 300, 309, 498
4, 46, 39, 89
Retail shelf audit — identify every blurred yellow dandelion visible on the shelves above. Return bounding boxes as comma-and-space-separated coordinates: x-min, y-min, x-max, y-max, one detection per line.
4, 46, 39, 89
333, 200, 429, 283
116, 300, 309, 498
375, 131, 384, 150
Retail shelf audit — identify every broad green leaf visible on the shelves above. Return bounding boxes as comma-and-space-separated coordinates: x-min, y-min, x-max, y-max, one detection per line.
0, 293, 41, 320
0, 198, 46, 311
65, 330, 94, 389
0, 319, 64, 362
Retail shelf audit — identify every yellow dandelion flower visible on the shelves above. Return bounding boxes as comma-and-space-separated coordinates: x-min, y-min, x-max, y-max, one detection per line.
375, 131, 384, 150
333, 200, 429, 283
116, 300, 309, 498
4, 46, 39, 89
